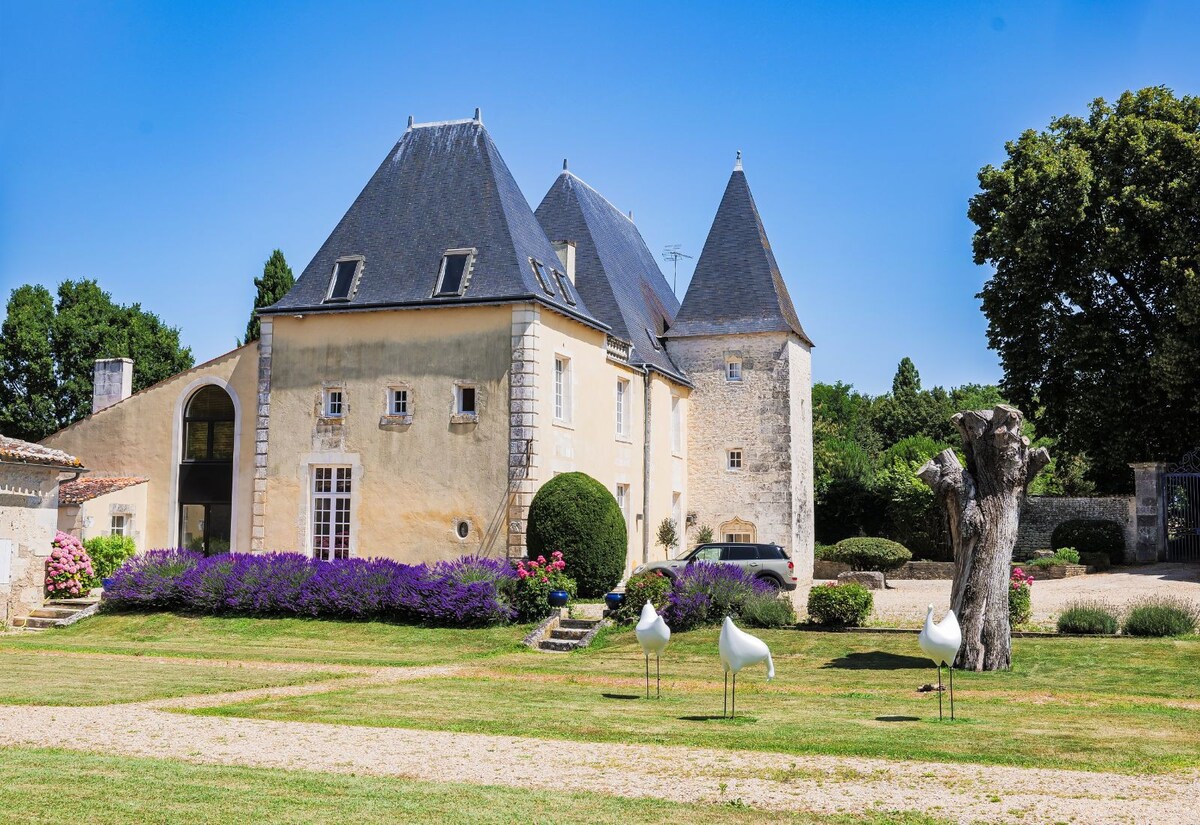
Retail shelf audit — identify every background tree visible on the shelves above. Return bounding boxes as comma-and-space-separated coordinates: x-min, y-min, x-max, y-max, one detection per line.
243, 249, 294, 344
969, 87, 1200, 490
0, 279, 193, 441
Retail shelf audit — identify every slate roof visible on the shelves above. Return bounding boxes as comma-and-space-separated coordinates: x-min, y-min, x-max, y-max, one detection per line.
59, 476, 148, 506
534, 170, 684, 380
0, 436, 82, 470
667, 167, 811, 345
266, 118, 603, 330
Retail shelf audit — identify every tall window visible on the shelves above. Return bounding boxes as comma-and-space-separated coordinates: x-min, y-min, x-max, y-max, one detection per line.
670, 395, 682, 454
554, 356, 571, 422
110, 514, 127, 537
616, 484, 630, 524
671, 493, 682, 544
726, 357, 743, 382
184, 386, 235, 461
616, 378, 630, 437
312, 467, 352, 561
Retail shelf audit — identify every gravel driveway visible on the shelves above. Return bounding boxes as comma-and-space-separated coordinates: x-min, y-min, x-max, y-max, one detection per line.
797, 563, 1200, 625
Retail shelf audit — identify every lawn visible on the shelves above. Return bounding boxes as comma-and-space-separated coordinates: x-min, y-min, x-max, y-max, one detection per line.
0, 612, 531, 666
0, 651, 342, 705
195, 626, 1200, 774
0, 747, 944, 825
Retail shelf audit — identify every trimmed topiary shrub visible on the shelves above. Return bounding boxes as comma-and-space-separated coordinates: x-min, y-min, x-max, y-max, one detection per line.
84, 535, 137, 583
806, 581, 873, 626
1056, 600, 1119, 635
526, 472, 626, 597
1122, 596, 1199, 637
1052, 519, 1125, 566
613, 570, 671, 624
827, 537, 912, 573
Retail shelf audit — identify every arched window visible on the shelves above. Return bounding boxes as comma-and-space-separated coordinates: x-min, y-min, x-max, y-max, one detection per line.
179, 385, 235, 555
183, 386, 235, 461
719, 518, 756, 544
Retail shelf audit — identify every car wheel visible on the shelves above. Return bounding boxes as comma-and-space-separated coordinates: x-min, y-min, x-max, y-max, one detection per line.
756, 575, 782, 591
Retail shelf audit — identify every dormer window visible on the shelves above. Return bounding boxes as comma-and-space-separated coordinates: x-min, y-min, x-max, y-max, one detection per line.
530, 259, 555, 295
552, 269, 576, 305
645, 327, 661, 351
435, 249, 475, 296
325, 256, 363, 302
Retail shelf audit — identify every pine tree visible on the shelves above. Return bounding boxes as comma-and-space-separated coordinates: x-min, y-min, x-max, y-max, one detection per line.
244, 250, 294, 344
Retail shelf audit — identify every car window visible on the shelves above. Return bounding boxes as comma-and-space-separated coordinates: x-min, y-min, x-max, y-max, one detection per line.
692, 545, 720, 562
721, 546, 757, 561
757, 546, 787, 559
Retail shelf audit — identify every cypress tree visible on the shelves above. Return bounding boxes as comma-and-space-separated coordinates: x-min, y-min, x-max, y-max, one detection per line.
244, 249, 294, 343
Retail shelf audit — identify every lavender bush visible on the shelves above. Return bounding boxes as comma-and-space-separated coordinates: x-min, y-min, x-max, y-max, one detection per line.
103, 550, 517, 627
662, 562, 784, 631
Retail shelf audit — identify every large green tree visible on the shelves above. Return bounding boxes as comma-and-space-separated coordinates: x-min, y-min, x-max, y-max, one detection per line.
0, 279, 193, 441
243, 249, 294, 343
969, 87, 1200, 490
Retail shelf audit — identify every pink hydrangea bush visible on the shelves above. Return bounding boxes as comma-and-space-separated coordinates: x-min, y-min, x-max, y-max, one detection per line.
507, 551, 576, 622
46, 531, 95, 598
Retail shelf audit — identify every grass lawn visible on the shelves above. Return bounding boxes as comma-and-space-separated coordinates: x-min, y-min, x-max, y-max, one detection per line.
0, 611, 532, 667
0, 747, 945, 825
195, 626, 1200, 774
0, 651, 342, 705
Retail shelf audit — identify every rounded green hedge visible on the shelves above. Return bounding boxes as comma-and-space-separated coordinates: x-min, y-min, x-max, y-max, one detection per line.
1051, 519, 1125, 566
828, 537, 912, 573
807, 582, 873, 625
527, 472, 626, 597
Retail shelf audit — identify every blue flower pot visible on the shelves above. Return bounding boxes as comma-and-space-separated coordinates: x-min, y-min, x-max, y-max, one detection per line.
604, 592, 624, 611
548, 589, 570, 608
101, 578, 114, 590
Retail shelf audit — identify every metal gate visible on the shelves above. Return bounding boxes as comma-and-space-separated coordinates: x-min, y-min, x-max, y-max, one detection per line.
1164, 450, 1200, 562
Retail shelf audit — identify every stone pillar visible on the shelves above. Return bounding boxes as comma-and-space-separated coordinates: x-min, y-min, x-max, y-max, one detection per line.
507, 305, 540, 559
1129, 462, 1166, 564
251, 319, 273, 552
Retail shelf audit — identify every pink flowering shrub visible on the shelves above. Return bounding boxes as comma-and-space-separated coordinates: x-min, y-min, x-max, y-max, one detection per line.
45, 531, 95, 598
505, 551, 576, 622
1009, 566, 1033, 625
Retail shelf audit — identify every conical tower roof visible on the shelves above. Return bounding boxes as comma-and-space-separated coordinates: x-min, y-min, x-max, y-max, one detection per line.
267, 117, 601, 328
667, 160, 811, 344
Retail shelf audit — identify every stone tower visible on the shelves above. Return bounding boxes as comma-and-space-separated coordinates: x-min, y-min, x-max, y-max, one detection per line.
665, 155, 815, 583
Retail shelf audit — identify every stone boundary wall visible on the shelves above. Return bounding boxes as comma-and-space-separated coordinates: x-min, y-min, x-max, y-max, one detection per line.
1015, 495, 1135, 562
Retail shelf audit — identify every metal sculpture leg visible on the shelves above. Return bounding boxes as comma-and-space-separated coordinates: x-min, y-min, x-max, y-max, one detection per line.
949, 666, 955, 720
724, 671, 728, 717
644, 654, 650, 699
937, 665, 944, 721
656, 655, 661, 699
732, 672, 737, 719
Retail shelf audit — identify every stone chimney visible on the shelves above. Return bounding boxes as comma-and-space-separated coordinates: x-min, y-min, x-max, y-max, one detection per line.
92, 358, 133, 414
552, 240, 576, 284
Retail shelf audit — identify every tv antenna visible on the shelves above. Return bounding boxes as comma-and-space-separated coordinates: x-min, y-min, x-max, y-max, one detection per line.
661, 245, 693, 296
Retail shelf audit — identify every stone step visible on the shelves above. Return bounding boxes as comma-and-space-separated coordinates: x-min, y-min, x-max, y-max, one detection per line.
18, 617, 65, 630
30, 606, 78, 619
558, 619, 600, 631
46, 598, 99, 607
550, 628, 588, 641
538, 639, 579, 652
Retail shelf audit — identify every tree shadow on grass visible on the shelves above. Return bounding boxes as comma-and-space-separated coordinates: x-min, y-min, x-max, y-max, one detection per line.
600, 693, 640, 700
822, 651, 932, 670
875, 715, 920, 722
678, 715, 758, 724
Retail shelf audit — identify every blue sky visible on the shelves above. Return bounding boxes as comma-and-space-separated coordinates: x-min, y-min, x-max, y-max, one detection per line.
2, 1, 1198, 394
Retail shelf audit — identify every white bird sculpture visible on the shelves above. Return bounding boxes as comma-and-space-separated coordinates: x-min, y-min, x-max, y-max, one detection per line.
635, 601, 671, 698
718, 616, 775, 717
918, 604, 962, 720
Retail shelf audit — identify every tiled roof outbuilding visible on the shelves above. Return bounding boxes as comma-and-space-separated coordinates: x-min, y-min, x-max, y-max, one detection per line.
59, 476, 148, 506
0, 436, 83, 470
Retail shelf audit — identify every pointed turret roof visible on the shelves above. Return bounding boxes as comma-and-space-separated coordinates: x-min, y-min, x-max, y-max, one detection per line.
534, 170, 684, 380
666, 162, 811, 344
267, 118, 602, 329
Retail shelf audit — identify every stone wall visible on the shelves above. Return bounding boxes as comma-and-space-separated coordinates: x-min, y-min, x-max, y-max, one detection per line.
1015, 496, 1135, 562
0, 464, 62, 625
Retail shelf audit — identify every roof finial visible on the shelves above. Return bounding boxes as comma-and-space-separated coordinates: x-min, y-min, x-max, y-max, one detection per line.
563, 158, 569, 173
407, 115, 414, 129
474, 107, 482, 123
734, 150, 743, 172
628, 210, 634, 221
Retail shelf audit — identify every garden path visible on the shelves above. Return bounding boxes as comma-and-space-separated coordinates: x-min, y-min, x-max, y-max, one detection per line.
0, 667, 1195, 825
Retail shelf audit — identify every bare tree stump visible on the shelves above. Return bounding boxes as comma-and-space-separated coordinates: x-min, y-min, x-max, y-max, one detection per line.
917, 405, 1049, 671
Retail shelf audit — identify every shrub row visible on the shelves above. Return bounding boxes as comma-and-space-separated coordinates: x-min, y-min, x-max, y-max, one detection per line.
1056, 596, 1198, 637
614, 563, 796, 631
104, 550, 525, 626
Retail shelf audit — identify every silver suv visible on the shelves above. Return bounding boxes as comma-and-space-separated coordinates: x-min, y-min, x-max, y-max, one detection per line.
633, 542, 798, 591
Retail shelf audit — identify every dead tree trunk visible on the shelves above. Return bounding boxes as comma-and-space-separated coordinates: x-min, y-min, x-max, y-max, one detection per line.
917, 405, 1049, 671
